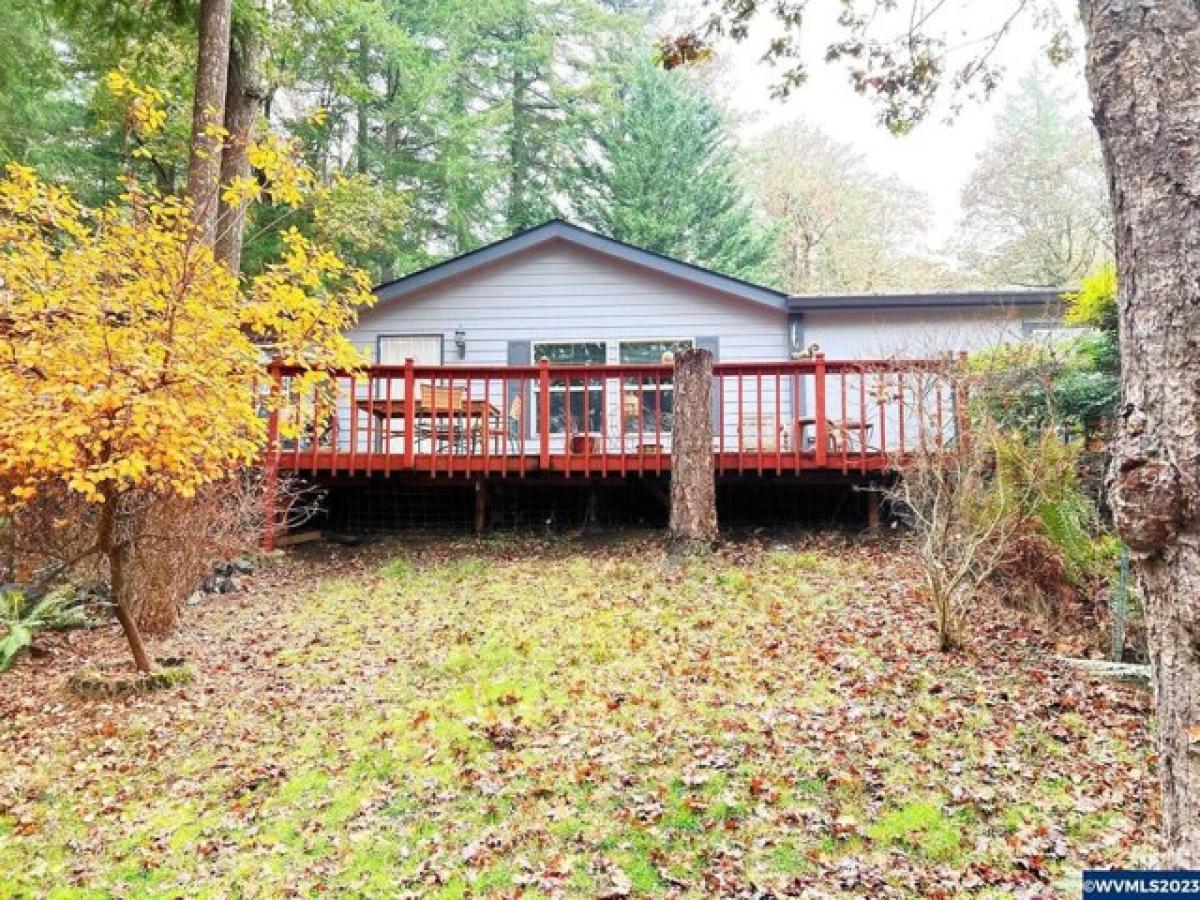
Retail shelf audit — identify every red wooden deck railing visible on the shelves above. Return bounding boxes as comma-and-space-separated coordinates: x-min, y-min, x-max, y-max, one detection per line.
262, 356, 962, 480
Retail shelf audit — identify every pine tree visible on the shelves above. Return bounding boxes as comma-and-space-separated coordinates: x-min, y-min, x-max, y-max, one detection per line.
576, 56, 778, 283
470, 0, 631, 234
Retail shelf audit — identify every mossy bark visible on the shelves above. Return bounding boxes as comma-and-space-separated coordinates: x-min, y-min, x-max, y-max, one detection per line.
669, 348, 717, 545
1084, 0, 1200, 864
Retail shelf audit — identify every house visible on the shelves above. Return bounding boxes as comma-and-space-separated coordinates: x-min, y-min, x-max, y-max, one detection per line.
349, 219, 1064, 371
264, 220, 1065, 533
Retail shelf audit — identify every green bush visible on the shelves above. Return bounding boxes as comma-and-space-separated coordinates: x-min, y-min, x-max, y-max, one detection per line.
969, 267, 1119, 446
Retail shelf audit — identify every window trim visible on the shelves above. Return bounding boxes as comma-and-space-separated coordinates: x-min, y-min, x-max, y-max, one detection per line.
531, 339, 609, 367
1020, 319, 1085, 339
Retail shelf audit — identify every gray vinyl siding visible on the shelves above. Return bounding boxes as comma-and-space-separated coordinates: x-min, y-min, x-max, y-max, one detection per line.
348, 242, 784, 364
801, 306, 1028, 359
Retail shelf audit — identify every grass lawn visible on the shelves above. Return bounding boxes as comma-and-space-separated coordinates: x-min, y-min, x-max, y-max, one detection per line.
0, 534, 1158, 898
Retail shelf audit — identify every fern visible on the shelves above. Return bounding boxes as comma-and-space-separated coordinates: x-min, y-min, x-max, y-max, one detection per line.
1037, 492, 1097, 584
0, 586, 85, 672
994, 430, 1112, 588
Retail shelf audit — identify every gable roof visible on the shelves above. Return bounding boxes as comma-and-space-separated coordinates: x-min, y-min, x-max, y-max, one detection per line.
787, 289, 1066, 312
373, 219, 790, 312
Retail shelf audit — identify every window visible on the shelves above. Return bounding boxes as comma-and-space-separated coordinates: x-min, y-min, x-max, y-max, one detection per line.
374, 335, 444, 401
533, 341, 607, 434
377, 334, 443, 365
619, 339, 693, 434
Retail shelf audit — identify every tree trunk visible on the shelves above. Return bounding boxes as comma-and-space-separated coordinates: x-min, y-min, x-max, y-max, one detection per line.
186, 0, 233, 245
97, 493, 153, 673
508, 65, 531, 231
507, 4, 532, 232
670, 348, 717, 545
1083, 0, 1200, 865
214, 14, 264, 272
356, 30, 371, 176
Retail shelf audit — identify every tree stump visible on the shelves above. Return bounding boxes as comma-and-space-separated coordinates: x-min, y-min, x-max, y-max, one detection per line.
670, 348, 717, 545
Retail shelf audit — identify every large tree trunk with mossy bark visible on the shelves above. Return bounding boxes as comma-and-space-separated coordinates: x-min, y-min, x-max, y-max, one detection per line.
97, 492, 153, 673
186, 0, 233, 245
214, 11, 264, 272
1083, 0, 1200, 865
669, 348, 717, 545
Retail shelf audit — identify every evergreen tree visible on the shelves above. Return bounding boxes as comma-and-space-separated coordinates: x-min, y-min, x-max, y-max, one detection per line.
3, 0, 665, 280
467, 0, 632, 233
576, 56, 778, 283
0, 2, 76, 178
274, 0, 634, 272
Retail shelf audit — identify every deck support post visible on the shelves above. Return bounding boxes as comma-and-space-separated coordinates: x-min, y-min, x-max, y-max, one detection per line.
473, 479, 488, 535
814, 353, 828, 467
261, 363, 282, 550
669, 348, 717, 545
865, 483, 881, 533
538, 358, 550, 471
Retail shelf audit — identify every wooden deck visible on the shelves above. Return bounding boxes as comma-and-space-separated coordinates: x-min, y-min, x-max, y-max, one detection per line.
263, 356, 961, 481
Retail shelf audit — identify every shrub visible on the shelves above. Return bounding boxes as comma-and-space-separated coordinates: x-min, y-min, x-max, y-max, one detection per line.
888, 354, 1120, 651
1, 476, 265, 642
118, 477, 266, 634
970, 271, 1119, 447
887, 362, 1034, 650
991, 431, 1125, 629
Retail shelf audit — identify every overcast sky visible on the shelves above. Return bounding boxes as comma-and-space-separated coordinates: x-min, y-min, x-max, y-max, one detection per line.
672, 0, 1093, 245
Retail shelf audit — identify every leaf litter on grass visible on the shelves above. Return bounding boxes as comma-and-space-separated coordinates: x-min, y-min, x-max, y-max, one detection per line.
0, 532, 1158, 898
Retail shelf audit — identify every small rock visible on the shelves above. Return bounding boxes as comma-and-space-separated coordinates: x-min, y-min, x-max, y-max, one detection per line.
187, 591, 204, 607
203, 574, 237, 594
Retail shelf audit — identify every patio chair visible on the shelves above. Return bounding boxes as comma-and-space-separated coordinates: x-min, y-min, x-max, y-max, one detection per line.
826, 419, 875, 454
474, 392, 524, 454
739, 413, 783, 451
416, 384, 466, 452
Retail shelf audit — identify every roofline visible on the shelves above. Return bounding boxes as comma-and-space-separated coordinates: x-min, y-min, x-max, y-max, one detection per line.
373, 219, 790, 312
788, 289, 1068, 312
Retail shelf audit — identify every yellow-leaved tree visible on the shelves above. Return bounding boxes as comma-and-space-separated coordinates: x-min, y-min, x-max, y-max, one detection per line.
0, 161, 372, 672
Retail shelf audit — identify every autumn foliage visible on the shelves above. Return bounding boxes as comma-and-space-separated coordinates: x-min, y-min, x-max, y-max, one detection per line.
0, 150, 371, 670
